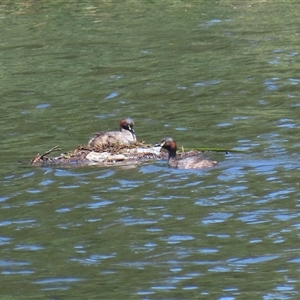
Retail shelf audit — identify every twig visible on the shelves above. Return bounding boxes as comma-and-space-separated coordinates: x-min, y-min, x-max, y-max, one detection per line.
31, 145, 61, 164
40, 145, 61, 159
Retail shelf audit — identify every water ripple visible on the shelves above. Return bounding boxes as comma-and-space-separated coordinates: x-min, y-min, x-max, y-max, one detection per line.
230, 255, 279, 265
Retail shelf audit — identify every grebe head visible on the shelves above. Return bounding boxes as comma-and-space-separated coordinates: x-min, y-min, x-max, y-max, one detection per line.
120, 118, 135, 135
158, 137, 177, 152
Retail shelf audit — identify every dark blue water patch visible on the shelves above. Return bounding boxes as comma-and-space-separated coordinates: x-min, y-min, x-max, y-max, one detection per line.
292, 222, 300, 229
74, 244, 86, 254
0, 259, 31, 267
151, 285, 176, 290
146, 228, 163, 233
21, 171, 35, 178
198, 248, 219, 254
274, 211, 300, 221
264, 78, 281, 91
27, 189, 42, 194
56, 207, 71, 213
223, 287, 239, 293
2, 269, 34, 275
202, 212, 233, 225
218, 296, 235, 300
38, 286, 69, 291
119, 99, 128, 104
129, 243, 156, 253
118, 179, 144, 188
154, 167, 214, 178
54, 169, 94, 178
96, 169, 115, 178
136, 290, 155, 296
39, 179, 54, 186
276, 118, 297, 129
139, 165, 167, 174
160, 234, 195, 245
218, 166, 246, 181
217, 122, 232, 127
229, 255, 279, 265
0, 196, 10, 203
263, 189, 295, 201
0, 236, 13, 245
105, 92, 119, 99
82, 199, 114, 209
288, 257, 300, 263
290, 101, 300, 107
286, 51, 299, 57
144, 242, 156, 248
36, 103, 50, 109
200, 19, 222, 27
14, 244, 45, 251
227, 185, 248, 193
257, 132, 280, 139
56, 223, 83, 229
195, 195, 236, 207
32, 276, 85, 291
288, 78, 300, 85
170, 266, 182, 272
100, 270, 116, 276
140, 49, 151, 54
273, 237, 285, 244
237, 210, 275, 224
207, 233, 230, 239
24, 200, 43, 206
249, 238, 263, 244
119, 218, 157, 226
263, 292, 295, 299
116, 261, 153, 268
69, 253, 116, 266
223, 159, 281, 173
274, 285, 295, 294
182, 285, 199, 291
0, 219, 36, 228
232, 116, 251, 121
258, 99, 269, 105
268, 57, 282, 65
208, 265, 231, 273
117, 206, 133, 213
165, 273, 199, 284
59, 184, 80, 189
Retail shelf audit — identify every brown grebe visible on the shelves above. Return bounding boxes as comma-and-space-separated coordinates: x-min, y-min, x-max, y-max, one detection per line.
156, 137, 217, 169
88, 117, 136, 148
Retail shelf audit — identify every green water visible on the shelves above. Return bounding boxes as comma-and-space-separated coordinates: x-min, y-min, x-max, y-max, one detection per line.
1, 1, 300, 299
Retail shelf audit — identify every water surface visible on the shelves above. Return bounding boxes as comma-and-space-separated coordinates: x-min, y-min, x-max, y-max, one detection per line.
1, 1, 300, 299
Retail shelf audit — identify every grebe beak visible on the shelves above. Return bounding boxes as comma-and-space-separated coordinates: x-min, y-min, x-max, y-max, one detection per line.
128, 125, 135, 135
154, 141, 165, 147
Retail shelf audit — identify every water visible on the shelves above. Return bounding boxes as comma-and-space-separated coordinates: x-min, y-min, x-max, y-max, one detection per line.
1, 1, 300, 299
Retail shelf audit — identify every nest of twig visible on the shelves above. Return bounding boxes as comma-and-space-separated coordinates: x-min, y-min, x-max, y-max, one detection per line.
30, 142, 163, 167
30, 141, 212, 168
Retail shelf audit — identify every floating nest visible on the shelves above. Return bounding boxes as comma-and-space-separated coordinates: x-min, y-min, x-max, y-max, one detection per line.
30, 141, 207, 168
30, 142, 163, 167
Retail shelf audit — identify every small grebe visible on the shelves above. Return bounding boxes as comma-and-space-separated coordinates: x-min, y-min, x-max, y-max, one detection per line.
156, 137, 217, 169
88, 118, 136, 148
